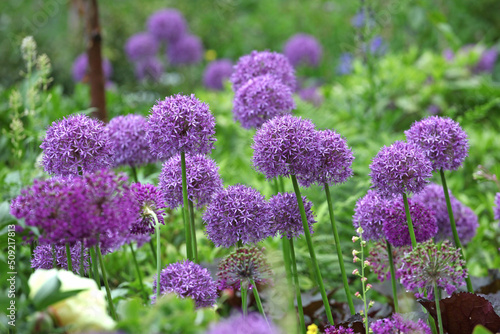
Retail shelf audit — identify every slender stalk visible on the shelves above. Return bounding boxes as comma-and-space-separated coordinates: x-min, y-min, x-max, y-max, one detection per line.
439, 168, 473, 292
288, 238, 306, 334
290, 175, 334, 325
188, 200, 198, 263
360, 240, 369, 334
51, 244, 57, 268
282, 238, 293, 287
180, 151, 193, 261
324, 183, 355, 315
80, 242, 85, 277
278, 176, 285, 193
129, 243, 147, 302
250, 279, 268, 324
90, 246, 99, 285
433, 282, 444, 334
30, 242, 34, 272
402, 193, 417, 249
241, 283, 248, 316
131, 166, 138, 183
273, 178, 280, 194
149, 210, 162, 302
96, 240, 117, 320
65, 242, 73, 273
386, 240, 399, 313
149, 239, 157, 263
87, 249, 93, 279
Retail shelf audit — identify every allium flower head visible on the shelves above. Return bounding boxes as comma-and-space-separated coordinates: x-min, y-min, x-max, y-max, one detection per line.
31, 242, 90, 274
405, 116, 469, 171
203, 185, 272, 248
217, 246, 272, 290
371, 313, 431, 334
397, 240, 468, 298
167, 34, 203, 65
367, 241, 410, 282
72, 53, 112, 82
230, 50, 296, 92
203, 59, 233, 90
147, 8, 187, 44
269, 192, 316, 239
152, 260, 217, 308
324, 325, 355, 334
382, 197, 438, 247
105, 114, 155, 168
494, 192, 500, 221
337, 53, 353, 75
352, 190, 394, 241
412, 184, 478, 243
205, 313, 281, 334
159, 153, 223, 209
125, 32, 159, 61
298, 86, 323, 106
474, 48, 498, 73
40, 114, 113, 176
233, 74, 295, 129
146, 94, 216, 160
252, 115, 320, 181
369, 141, 433, 197
130, 183, 165, 235
134, 57, 164, 82
283, 33, 323, 67
351, 8, 375, 29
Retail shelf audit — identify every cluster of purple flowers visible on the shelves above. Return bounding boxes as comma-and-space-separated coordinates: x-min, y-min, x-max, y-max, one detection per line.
205, 313, 280, 334
352, 190, 394, 242
31, 242, 90, 274
495, 193, 500, 222
370, 313, 431, 334
444, 45, 498, 74
367, 241, 410, 282
324, 325, 355, 334
269, 192, 316, 239
130, 182, 165, 235
203, 59, 233, 91
71, 53, 113, 87
283, 33, 322, 68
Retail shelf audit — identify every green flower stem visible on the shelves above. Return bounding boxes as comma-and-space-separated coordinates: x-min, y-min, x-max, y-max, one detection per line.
288, 238, 306, 334
360, 240, 369, 334
290, 174, 334, 326
434, 282, 444, 334
181, 151, 194, 261
96, 239, 117, 320
30, 242, 35, 272
80, 243, 85, 277
278, 176, 285, 193
188, 200, 198, 263
386, 240, 399, 314
90, 246, 99, 286
149, 210, 162, 302
439, 168, 473, 292
241, 283, 248, 316
250, 279, 268, 324
324, 183, 355, 315
149, 239, 157, 263
273, 178, 280, 194
282, 238, 293, 287
65, 242, 73, 272
129, 243, 147, 303
51, 244, 57, 268
87, 249, 93, 278
131, 166, 138, 183
402, 193, 417, 249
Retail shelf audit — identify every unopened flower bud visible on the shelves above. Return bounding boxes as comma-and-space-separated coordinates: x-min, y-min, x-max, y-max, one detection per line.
353, 256, 360, 263
361, 277, 368, 282
352, 236, 359, 242
364, 260, 371, 267
352, 250, 360, 256
355, 291, 361, 299
352, 269, 359, 275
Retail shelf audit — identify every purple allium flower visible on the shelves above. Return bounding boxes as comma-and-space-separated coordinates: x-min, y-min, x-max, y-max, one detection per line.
352, 190, 394, 242
158, 153, 223, 209
324, 325, 355, 334
134, 57, 164, 82
474, 48, 498, 74
167, 34, 203, 65
412, 184, 478, 244
427, 104, 441, 115
233, 74, 295, 129
105, 114, 155, 168
371, 313, 432, 334
367, 36, 387, 56
203, 59, 233, 90
369, 141, 433, 197
152, 260, 217, 308
337, 53, 353, 75
130, 183, 165, 235
31, 242, 90, 274
382, 197, 438, 247
297, 129, 354, 187
203, 185, 272, 248
230, 50, 296, 92
107, 230, 151, 253
40, 114, 113, 176
125, 32, 159, 62
494, 193, 500, 221
283, 33, 322, 68
205, 312, 281, 334
252, 115, 320, 181
298, 86, 323, 106
269, 192, 316, 239
72, 53, 113, 82
147, 8, 187, 44
351, 8, 375, 29
405, 116, 469, 171
367, 241, 410, 282
217, 246, 272, 291
146, 94, 216, 160
397, 240, 468, 298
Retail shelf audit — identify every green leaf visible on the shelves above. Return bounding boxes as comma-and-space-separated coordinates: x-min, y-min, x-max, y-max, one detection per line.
35, 289, 86, 311
32, 275, 85, 311
472, 325, 493, 334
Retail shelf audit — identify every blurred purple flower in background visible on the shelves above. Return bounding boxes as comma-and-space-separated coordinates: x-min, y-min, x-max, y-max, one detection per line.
269, 192, 316, 239
337, 53, 353, 75
203, 59, 233, 90
134, 57, 164, 82
352, 190, 394, 242
167, 34, 203, 65
125, 32, 159, 62
147, 8, 187, 44
297, 86, 323, 106
474, 48, 498, 73
427, 104, 441, 115
72, 53, 113, 82
283, 33, 323, 67
367, 36, 387, 56
351, 8, 375, 29
493, 192, 500, 221
205, 313, 280, 334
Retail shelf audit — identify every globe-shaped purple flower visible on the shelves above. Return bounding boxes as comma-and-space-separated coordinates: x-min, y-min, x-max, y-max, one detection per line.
105, 114, 155, 168
474, 48, 498, 74
152, 260, 217, 308
367, 241, 410, 282
412, 184, 478, 244
252, 115, 320, 181
352, 190, 394, 242
230, 50, 296, 92
369, 141, 433, 197
298, 86, 323, 106
146, 94, 216, 160
130, 183, 165, 235
233, 74, 295, 129
31, 242, 90, 274
405, 116, 469, 171
203, 185, 272, 248
72, 53, 112, 82
203, 59, 233, 90
134, 57, 164, 82
283, 33, 322, 68
40, 114, 113, 176
494, 192, 500, 221
125, 32, 159, 62
167, 34, 203, 65
382, 197, 438, 247
159, 153, 223, 209
205, 313, 281, 334
269, 192, 316, 239
147, 8, 187, 44
371, 313, 431, 334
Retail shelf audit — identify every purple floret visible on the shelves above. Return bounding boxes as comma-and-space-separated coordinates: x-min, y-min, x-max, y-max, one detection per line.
105, 114, 155, 168
205, 313, 281, 334
130, 183, 165, 235
269, 192, 316, 239
233, 74, 295, 129
125, 32, 159, 61
158, 153, 223, 209
134, 57, 164, 82
72, 53, 112, 82
367, 241, 410, 282
283, 33, 322, 68
369, 141, 433, 197
405, 116, 469, 171
203, 59, 233, 90
152, 260, 218, 308
203, 185, 272, 248
252, 115, 320, 181
31, 242, 90, 274
230, 50, 296, 92
147, 8, 187, 44
495, 193, 500, 221
352, 190, 394, 242
371, 313, 432, 334
324, 325, 355, 334
167, 34, 203, 65
146, 94, 216, 160
40, 114, 113, 176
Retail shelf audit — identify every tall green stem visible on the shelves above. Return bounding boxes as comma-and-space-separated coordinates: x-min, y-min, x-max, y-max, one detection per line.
65, 242, 73, 273
80, 243, 85, 277
89, 246, 99, 286
51, 244, 57, 268
288, 238, 306, 334
149, 239, 157, 263
282, 238, 293, 287
129, 243, 147, 302
360, 240, 369, 334
131, 166, 138, 183
402, 193, 417, 249
386, 240, 399, 313
188, 200, 198, 263
434, 282, 444, 334
181, 151, 193, 261
250, 279, 268, 324
96, 240, 117, 320
241, 283, 248, 316
149, 210, 162, 302
439, 168, 473, 292
324, 183, 355, 315
290, 175, 334, 325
